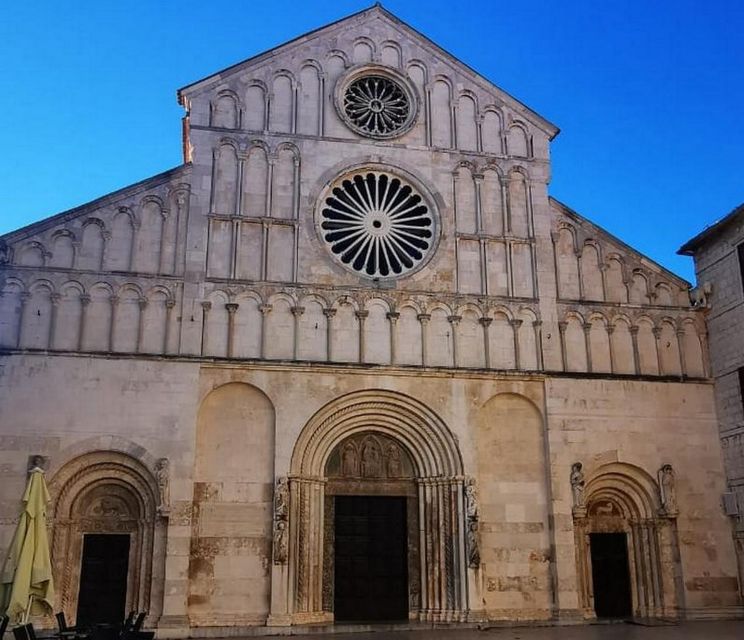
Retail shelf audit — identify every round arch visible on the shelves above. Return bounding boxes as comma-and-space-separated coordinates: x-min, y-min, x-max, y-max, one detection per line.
573, 462, 681, 621
285, 389, 469, 624
49, 450, 166, 627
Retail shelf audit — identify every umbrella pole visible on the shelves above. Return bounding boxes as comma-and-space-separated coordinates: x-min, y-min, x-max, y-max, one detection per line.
22, 594, 35, 625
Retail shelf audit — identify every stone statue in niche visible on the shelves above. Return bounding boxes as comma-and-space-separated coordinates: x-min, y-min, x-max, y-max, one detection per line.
386, 444, 402, 478
659, 464, 678, 516
155, 457, 170, 513
275, 476, 289, 520
570, 462, 585, 511
467, 520, 480, 568
465, 477, 479, 520
341, 442, 358, 477
361, 441, 381, 478
273, 520, 288, 565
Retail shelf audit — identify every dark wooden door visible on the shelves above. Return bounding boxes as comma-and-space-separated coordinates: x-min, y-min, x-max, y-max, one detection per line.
334, 496, 408, 622
76, 534, 130, 626
590, 532, 633, 618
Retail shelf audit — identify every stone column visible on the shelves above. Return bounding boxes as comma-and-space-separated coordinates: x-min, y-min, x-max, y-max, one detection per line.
676, 328, 686, 376
630, 325, 641, 375
291, 306, 304, 360
558, 321, 568, 371
200, 301, 211, 355
136, 298, 148, 353
652, 326, 663, 374
259, 303, 272, 358
607, 325, 616, 373
387, 311, 399, 363
510, 318, 523, 370
48, 292, 61, 349
109, 295, 119, 352
479, 317, 492, 368
419, 314, 431, 366
163, 299, 175, 354
533, 320, 544, 370
78, 294, 90, 351
583, 322, 593, 373
356, 310, 368, 364
225, 302, 239, 358
323, 308, 336, 361
448, 315, 461, 367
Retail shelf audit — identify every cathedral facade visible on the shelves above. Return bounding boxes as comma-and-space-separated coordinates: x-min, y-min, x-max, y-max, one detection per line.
0, 6, 741, 633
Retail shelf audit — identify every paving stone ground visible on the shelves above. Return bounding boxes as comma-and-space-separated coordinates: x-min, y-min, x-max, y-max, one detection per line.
281, 621, 744, 640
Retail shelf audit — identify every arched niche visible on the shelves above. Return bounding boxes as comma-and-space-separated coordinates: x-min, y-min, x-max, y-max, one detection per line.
573, 463, 681, 621
286, 390, 469, 624
49, 451, 165, 628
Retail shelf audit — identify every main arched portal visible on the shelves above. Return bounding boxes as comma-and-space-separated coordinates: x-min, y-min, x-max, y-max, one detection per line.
288, 390, 467, 624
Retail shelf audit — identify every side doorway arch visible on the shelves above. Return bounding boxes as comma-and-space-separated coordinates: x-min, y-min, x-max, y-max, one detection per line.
573, 462, 682, 620
49, 451, 166, 627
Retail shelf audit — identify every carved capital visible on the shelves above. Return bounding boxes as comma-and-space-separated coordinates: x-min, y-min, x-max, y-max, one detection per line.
479, 317, 493, 327
165, 299, 176, 309
386, 311, 400, 322
225, 303, 239, 314
582, 322, 592, 333
651, 327, 662, 338
510, 319, 523, 329
323, 308, 337, 319
138, 298, 148, 310
201, 301, 212, 312
259, 303, 273, 315
533, 320, 542, 328
629, 325, 640, 336
355, 310, 369, 320
291, 305, 305, 317
417, 313, 431, 324
80, 294, 91, 307
447, 315, 461, 325
50, 293, 61, 305
557, 321, 568, 333
110, 295, 120, 306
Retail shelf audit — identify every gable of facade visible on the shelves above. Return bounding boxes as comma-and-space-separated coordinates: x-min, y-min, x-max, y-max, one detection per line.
0, 4, 740, 632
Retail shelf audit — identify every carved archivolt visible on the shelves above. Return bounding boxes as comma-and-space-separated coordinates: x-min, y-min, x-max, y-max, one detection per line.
573, 462, 681, 620
286, 389, 470, 624
49, 451, 166, 627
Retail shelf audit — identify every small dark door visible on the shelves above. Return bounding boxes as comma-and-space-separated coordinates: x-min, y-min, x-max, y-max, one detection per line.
590, 532, 633, 618
76, 534, 130, 626
334, 496, 408, 622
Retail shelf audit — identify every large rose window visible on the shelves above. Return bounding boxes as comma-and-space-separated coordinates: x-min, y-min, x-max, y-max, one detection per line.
318, 169, 436, 278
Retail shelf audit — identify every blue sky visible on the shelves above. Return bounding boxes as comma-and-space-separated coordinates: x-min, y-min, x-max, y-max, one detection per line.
1, 1, 742, 281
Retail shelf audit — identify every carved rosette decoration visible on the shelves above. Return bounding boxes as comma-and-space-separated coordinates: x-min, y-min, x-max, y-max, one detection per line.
335, 65, 418, 139
317, 167, 438, 279
273, 476, 290, 565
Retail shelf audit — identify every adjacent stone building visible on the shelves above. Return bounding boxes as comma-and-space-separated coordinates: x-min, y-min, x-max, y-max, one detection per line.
1, 5, 741, 633
680, 202, 744, 597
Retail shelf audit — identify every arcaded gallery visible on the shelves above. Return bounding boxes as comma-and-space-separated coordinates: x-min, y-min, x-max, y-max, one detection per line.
0, 5, 741, 634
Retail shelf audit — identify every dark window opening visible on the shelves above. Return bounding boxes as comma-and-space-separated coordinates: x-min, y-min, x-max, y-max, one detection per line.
738, 243, 744, 295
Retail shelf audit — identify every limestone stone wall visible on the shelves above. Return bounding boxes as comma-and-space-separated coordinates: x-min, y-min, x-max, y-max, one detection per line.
0, 354, 738, 627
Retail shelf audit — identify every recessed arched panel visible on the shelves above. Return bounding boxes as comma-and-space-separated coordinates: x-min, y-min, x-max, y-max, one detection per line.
297, 298, 327, 361
589, 318, 611, 373
636, 319, 658, 375
270, 75, 293, 133
581, 245, 604, 301
681, 321, 705, 377
508, 171, 530, 238
0, 280, 23, 348
245, 85, 266, 131
658, 321, 681, 376
428, 307, 453, 367
556, 228, 580, 299
233, 293, 262, 359
242, 146, 269, 217
135, 201, 164, 274
364, 300, 391, 364
79, 221, 105, 271
51, 232, 75, 269
489, 312, 515, 369
481, 169, 503, 236
605, 258, 627, 303
264, 297, 294, 360
395, 305, 422, 365
455, 165, 477, 234
21, 282, 52, 349
191, 382, 275, 623
83, 283, 113, 352
54, 283, 83, 351
476, 393, 550, 612
107, 211, 134, 271
611, 318, 635, 374
212, 93, 239, 129
140, 290, 168, 354
482, 110, 502, 154
431, 80, 452, 148
456, 94, 477, 151
212, 143, 239, 216
272, 147, 296, 219
457, 308, 484, 368
564, 315, 587, 372
298, 65, 321, 136
331, 303, 359, 363
113, 287, 140, 353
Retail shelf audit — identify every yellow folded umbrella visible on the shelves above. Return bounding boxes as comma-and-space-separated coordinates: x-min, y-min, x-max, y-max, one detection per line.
0, 470, 55, 624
